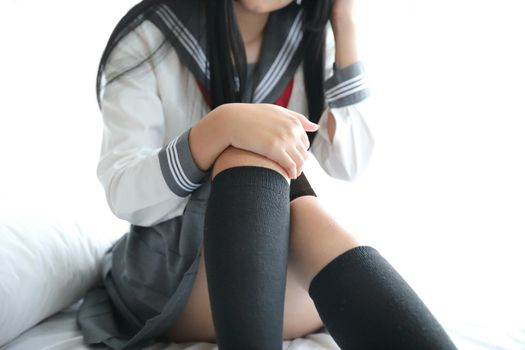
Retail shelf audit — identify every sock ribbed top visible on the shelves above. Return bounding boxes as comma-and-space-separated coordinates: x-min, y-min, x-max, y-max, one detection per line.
211, 166, 289, 195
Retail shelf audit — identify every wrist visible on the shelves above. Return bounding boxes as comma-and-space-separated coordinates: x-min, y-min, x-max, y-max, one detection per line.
212, 103, 239, 147
189, 106, 233, 172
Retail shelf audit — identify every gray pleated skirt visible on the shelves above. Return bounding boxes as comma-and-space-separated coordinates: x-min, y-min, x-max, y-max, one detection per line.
76, 172, 316, 350
77, 175, 212, 350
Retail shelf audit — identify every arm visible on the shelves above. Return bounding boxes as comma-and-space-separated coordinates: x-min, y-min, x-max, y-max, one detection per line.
332, 0, 359, 70
326, 8, 358, 144
100, 23, 316, 228
309, 2, 374, 181
189, 103, 318, 179
97, 21, 211, 227
187, 108, 230, 173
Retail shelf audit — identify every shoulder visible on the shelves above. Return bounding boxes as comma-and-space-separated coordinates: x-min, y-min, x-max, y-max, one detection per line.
104, 19, 171, 79
111, 20, 165, 59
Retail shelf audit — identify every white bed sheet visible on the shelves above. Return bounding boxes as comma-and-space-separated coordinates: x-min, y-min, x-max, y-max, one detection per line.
1, 302, 340, 350
3, 302, 524, 350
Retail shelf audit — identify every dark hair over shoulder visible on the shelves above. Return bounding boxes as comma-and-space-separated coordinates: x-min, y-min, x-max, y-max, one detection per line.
96, 0, 332, 143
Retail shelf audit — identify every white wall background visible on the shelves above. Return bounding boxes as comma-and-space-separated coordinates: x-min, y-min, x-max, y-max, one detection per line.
1, 0, 524, 348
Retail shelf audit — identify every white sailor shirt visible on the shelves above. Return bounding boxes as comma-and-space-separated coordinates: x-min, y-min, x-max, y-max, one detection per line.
97, 4, 374, 227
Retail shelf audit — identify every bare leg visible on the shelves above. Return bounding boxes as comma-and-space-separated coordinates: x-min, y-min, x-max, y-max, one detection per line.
163, 147, 326, 342
163, 147, 455, 349
288, 195, 361, 291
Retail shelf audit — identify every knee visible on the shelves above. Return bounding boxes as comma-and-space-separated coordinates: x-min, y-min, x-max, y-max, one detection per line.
212, 146, 290, 183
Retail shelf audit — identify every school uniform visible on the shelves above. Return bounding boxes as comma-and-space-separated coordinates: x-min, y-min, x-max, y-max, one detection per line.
77, 1, 373, 349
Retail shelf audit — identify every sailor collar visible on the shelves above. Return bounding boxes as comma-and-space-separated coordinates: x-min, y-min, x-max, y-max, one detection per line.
148, 1, 305, 104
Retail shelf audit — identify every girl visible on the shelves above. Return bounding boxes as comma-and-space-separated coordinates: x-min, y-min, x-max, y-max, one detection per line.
77, 0, 458, 349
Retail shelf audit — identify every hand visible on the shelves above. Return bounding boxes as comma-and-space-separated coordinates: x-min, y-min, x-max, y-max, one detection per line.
219, 103, 319, 179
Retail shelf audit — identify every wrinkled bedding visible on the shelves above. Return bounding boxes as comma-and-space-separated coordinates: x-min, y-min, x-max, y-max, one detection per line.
1, 302, 340, 350
3, 301, 525, 350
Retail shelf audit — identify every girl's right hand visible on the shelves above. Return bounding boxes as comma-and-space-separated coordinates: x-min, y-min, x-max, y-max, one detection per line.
216, 103, 320, 179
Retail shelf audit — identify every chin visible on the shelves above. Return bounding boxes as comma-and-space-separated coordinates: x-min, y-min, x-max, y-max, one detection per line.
236, 0, 295, 14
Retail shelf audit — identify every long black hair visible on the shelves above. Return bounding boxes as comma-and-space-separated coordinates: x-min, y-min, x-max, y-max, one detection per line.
96, 0, 333, 142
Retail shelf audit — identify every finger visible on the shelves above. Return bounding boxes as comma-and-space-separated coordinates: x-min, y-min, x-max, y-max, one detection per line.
287, 147, 305, 179
296, 114, 319, 132
300, 130, 310, 150
275, 150, 297, 180
282, 109, 319, 132
282, 107, 306, 120
294, 145, 308, 176
296, 143, 309, 161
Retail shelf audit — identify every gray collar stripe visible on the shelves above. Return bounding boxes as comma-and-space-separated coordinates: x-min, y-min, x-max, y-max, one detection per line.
254, 27, 302, 102
157, 5, 208, 75
254, 10, 303, 91
154, 11, 206, 76
253, 13, 303, 102
149, 2, 304, 101
253, 10, 304, 102
158, 5, 207, 69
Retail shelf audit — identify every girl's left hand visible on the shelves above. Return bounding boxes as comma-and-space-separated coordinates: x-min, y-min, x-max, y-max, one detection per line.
331, 0, 355, 22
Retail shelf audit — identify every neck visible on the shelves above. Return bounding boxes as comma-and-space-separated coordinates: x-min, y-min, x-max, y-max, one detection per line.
233, 3, 269, 46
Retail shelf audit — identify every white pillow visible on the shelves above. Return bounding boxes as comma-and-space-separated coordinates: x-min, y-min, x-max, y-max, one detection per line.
0, 214, 125, 346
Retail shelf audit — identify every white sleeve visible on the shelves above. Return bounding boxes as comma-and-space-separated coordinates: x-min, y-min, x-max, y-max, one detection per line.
310, 24, 375, 182
97, 21, 209, 227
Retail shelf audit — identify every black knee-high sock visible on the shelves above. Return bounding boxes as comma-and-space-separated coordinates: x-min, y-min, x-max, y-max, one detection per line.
203, 166, 290, 350
308, 246, 457, 350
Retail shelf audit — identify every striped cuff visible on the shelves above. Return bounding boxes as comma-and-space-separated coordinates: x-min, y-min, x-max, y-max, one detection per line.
324, 61, 370, 108
159, 128, 209, 197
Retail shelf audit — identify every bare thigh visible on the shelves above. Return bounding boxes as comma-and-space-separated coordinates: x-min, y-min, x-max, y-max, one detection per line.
162, 147, 324, 343
162, 242, 324, 343
161, 147, 359, 343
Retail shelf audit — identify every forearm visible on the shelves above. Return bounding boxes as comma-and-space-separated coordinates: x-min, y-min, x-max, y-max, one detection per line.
327, 13, 360, 143
312, 4, 373, 179
188, 105, 232, 172
332, 15, 359, 70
